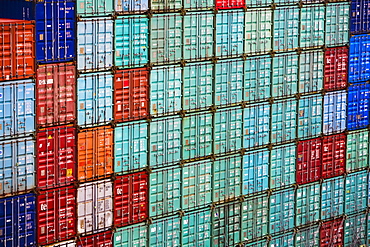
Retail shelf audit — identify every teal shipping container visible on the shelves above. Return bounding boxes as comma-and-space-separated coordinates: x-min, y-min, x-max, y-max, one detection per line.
346, 129, 369, 172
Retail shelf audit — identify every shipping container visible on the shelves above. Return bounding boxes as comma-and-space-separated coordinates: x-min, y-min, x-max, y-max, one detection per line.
36, 125, 76, 189
150, 0, 182, 11
115, 16, 148, 68
344, 213, 367, 246
349, 34, 370, 83
149, 166, 181, 217
297, 137, 322, 185
77, 126, 113, 181
215, 0, 245, 9
76, 230, 112, 247
37, 186, 76, 245
324, 46, 348, 91
322, 133, 346, 179
241, 194, 268, 242
77, 72, 113, 127
245, 0, 271, 7
115, 0, 149, 13
0, 193, 36, 247
323, 90, 347, 135
0, 137, 34, 196
321, 176, 344, 220
215, 59, 244, 106
77, 0, 114, 17
183, 112, 213, 160
243, 103, 270, 149
295, 225, 320, 247
212, 201, 241, 246
270, 232, 295, 246
213, 155, 242, 203
298, 94, 323, 139
77, 179, 113, 235
0, 79, 35, 139
273, 7, 299, 52
149, 215, 181, 247
350, 0, 370, 34
320, 218, 344, 247
216, 10, 244, 57
325, 3, 350, 46
245, 9, 272, 55
149, 116, 182, 168
243, 240, 268, 247
47, 240, 76, 247
296, 182, 320, 226
299, 50, 324, 94
183, 12, 213, 62
347, 81, 370, 130
272, 53, 299, 98
114, 172, 148, 227
182, 208, 212, 247
114, 223, 147, 247
244, 55, 271, 103
77, 17, 114, 73
271, 98, 297, 143
242, 149, 269, 195
346, 129, 369, 172
183, 62, 213, 111
36, 63, 76, 128
345, 170, 368, 214
182, 160, 212, 210
150, 66, 182, 117
269, 188, 295, 234
0, 19, 34, 81
214, 107, 243, 154
274, 0, 298, 6
114, 68, 149, 122
300, 5, 325, 49
183, 0, 213, 10
150, 14, 182, 65
0, 0, 75, 64
270, 144, 296, 189
114, 121, 148, 174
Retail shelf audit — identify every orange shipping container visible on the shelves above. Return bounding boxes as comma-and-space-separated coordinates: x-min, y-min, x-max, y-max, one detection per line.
77, 126, 113, 181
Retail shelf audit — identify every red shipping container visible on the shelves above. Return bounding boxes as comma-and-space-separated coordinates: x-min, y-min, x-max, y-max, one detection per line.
114, 172, 148, 227
114, 68, 149, 123
36, 125, 76, 189
215, 0, 245, 9
0, 19, 35, 81
77, 231, 112, 247
77, 126, 113, 182
320, 218, 344, 247
37, 186, 76, 245
324, 47, 348, 91
36, 63, 76, 127
297, 137, 322, 185
322, 133, 346, 179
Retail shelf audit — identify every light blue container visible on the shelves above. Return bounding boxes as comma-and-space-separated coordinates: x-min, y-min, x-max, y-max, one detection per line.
244, 55, 271, 103
214, 107, 243, 154
273, 7, 300, 52
115, 0, 149, 12
299, 50, 324, 94
77, 72, 113, 127
149, 166, 181, 217
298, 94, 323, 139
150, 215, 181, 246
346, 129, 369, 172
183, 112, 213, 160
345, 171, 368, 214
183, 0, 213, 9
243, 103, 270, 149
300, 5, 325, 48
270, 144, 296, 189
269, 188, 295, 234
295, 225, 320, 247
0, 137, 35, 196
269, 232, 295, 247
182, 208, 212, 247
323, 90, 347, 135
182, 160, 212, 210
344, 213, 367, 246
213, 155, 242, 203
296, 182, 320, 226
114, 223, 147, 246
114, 121, 148, 174
272, 53, 299, 98
77, 17, 114, 72
0, 79, 35, 139
77, 0, 114, 16
150, 66, 182, 117
183, 62, 213, 111
242, 149, 269, 195
325, 3, 350, 47
216, 10, 245, 57
149, 116, 182, 168
271, 98, 297, 143
115, 16, 149, 68
321, 176, 344, 220
215, 59, 244, 106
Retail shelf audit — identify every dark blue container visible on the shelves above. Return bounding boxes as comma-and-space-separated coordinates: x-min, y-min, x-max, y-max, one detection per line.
347, 81, 370, 130
0, 193, 36, 247
351, 0, 370, 34
349, 34, 370, 83
0, 0, 75, 64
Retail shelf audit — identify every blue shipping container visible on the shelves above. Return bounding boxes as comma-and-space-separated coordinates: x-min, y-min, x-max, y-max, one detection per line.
242, 149, 269, 195
350, 0, 370, 34
0, 0, 75, 64
323, 90, 347, 135
347, 82, 370, 130
349, 34, 370, 83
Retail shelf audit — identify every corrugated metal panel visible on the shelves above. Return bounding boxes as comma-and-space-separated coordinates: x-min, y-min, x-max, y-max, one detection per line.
271, 98, 297, 144
320, 218, 344, 247
183, 0, 213, 10
349, 34, 370, 83
323, 90, 347, 135
299, 50, 324, 94
344, 213, 367, 246
182, 208, 212, 247
350, 0, 370, 34
325, 3, 350, 46
243, 103, 270, 149
151, 0, 182, 11
115, 16, 148, 68
114, 223, 147, 246
296, 182, 320, 226
272, 53, 299, 98
270, 144, 296, 189
115, 0, 149, 13
295, 225, 320, 247
273, 7, 299, 52
322, 133, 346, 179
300, 5, 325, 49
298, 94, 323, 139
246, 0, 271, 7
346, 129, 369, 172
324, 46, 348, 91
297, 137, 322, 184
269, 188, 295, 234
347, 81, 370, 130
270, 232, 295, 246
77, 0, 114, 17
345, 170, 368, 214
149, 216, 181, 246
321, 176, 344, 220
242, 149, 269, 195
